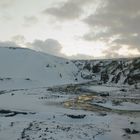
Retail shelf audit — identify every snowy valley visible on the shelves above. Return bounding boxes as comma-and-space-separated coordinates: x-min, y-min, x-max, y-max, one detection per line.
0, 47, 140, 140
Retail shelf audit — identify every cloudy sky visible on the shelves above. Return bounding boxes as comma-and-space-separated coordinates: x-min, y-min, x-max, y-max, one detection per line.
0, 0, 140, 59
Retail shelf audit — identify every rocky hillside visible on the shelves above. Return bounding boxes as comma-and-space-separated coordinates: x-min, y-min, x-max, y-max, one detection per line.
73, 58, 140, 85
0, 46, 139, 89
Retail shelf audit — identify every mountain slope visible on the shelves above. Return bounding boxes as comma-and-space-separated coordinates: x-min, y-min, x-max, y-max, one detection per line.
0, 47, 82, 89
0, 46, 139, 90
73, 58, 140, 86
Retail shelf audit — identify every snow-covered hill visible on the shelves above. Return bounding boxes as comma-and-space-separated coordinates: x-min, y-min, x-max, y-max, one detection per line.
0, 46, 140, 140
0, 47, 82, 89
0, 46, 139, 90
73, 57, 140, 86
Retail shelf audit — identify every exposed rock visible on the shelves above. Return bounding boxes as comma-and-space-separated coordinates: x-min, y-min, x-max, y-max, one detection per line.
100, 93, 109, 97
0, 109, 34, 117
66, 114, 86, 119
123, 128, 140, 134
123, 128, 131, 134
73, 58, 140, 85
131, 129, 139, 134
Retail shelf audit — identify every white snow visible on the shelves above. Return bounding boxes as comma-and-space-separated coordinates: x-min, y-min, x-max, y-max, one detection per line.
85, 85, 120, 92
0, 47, 85, 90
0, 87, 140, 140
0, 47, 139, 140
94, 100, 140, 111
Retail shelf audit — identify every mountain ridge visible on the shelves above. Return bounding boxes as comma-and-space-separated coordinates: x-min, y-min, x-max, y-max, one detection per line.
0, 46, 139, 90
73, 57, 140, 86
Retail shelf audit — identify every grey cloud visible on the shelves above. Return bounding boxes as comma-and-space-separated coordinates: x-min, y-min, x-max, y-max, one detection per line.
0, 0, 15, 8
114, 35, 140, 51
83, 0, 140, 55
0, 41, 20, 47
103, 45, 140, 59
27, 38, 95, 59
68, 54, 94, 60
28, 39, 64, 57
100, 45, 123, 57
102, 45, 125, 59
83, 29, 111, 42
0, 0, 15, 20
106, 0, 140, 15
11, 35, 25, 44
44, 2, 82, 20
103, 50, 124, 59
0, 14, 13, 21
43, 0, 94, 20
23, 16, 38, 27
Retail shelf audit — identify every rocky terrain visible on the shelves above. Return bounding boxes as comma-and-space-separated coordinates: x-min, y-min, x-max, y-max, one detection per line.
73, 57, 140, 85
0, 46, 140, 140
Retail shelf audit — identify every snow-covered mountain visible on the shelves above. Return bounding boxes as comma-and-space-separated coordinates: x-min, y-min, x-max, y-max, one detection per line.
0, 47, 83, 89
73, 58, 140, 85
0, 46, 139, 90
0, 46, 140, 140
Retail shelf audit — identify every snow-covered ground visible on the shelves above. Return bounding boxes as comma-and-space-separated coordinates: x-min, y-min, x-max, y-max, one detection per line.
84, 85, 120, 92
93, 101, 140, 111
0, 85, 140, 140
0, 47, 140, 140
